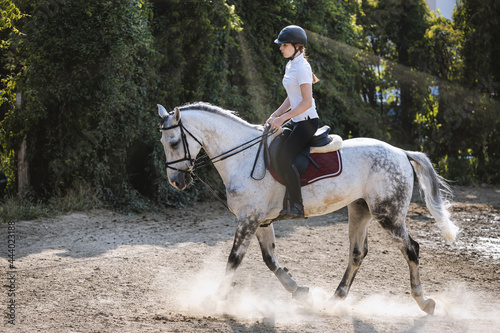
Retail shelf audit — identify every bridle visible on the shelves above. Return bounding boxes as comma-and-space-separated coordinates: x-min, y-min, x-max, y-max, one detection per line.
158, 118, 202, 174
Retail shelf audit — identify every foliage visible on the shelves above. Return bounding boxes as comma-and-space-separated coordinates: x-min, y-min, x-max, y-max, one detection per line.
0, 196, 51, 222
357, 0, 432, 146
0, 0, 23, 113
0, 181, 102, 222
228, 0, 382, 138
356, 0, 500, 183
0, 0, 24, 194
452, 0, 500, 183
1, 0, 159, 210
454, 0, 500, 94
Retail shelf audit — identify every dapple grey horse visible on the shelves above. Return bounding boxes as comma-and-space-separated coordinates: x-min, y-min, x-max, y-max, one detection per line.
158, 102, 459, 314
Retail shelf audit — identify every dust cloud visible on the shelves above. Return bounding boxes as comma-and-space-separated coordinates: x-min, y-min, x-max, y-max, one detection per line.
163, 258, 500, 331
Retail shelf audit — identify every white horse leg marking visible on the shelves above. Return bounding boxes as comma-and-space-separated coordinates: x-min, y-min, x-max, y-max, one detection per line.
333, 199, 371, 300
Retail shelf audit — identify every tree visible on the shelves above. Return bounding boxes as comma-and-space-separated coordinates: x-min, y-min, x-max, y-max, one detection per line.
358, 0, 431, 146
0, 0, 24, 194
454, 0, 500, 95
0, 0, 23, 117
451, 0, 500, 183
2, 0, 157, 207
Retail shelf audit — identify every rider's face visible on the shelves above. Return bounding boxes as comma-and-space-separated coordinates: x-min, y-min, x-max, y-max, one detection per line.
280, 43, 296, 59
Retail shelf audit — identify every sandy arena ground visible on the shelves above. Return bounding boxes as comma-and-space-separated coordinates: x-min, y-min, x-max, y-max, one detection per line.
2, 185, 499, 332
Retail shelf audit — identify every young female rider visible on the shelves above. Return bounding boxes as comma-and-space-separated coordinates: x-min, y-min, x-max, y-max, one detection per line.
265, 25, 319, 219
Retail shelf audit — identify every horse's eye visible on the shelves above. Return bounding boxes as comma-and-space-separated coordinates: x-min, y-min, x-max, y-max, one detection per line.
170, 140, 180, 148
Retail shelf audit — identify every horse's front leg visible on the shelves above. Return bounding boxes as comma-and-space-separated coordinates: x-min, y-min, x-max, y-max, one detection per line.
255, 225, 309, 300
216, 216, 260, 299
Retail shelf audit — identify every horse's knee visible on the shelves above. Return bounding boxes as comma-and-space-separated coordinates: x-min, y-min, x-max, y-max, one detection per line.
262, 253, 278, 272
256, 228, 279, 272
227, 218, 260, 271
351, 248, 364, 266
227, 252, 243, 271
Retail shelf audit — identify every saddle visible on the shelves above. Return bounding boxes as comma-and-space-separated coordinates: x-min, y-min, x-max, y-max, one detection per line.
267, 125, 343, 185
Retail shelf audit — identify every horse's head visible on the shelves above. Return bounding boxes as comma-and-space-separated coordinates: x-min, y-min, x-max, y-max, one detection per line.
158, 104, 202, 190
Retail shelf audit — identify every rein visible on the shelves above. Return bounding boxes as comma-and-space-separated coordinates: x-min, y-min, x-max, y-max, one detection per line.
193, 126, 275, 171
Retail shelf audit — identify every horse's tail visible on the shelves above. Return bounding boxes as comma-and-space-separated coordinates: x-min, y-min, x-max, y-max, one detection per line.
406, 151, 459, 243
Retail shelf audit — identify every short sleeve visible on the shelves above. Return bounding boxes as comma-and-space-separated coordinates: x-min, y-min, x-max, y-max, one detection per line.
296, 62, 313, 85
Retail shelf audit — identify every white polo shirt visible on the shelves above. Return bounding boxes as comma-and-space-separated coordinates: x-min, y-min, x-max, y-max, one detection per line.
282, 53, 318, 122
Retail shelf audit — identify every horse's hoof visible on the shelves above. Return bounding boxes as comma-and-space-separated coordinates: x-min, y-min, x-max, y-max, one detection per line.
292, 285, 310, 301
422, 298, 436, 315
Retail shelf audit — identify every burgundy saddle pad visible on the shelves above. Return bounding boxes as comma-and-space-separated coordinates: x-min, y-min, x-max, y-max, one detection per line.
269, 150, 343, 186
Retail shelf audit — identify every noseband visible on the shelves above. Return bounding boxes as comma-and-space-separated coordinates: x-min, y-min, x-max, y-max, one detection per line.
158, 118, 202, 174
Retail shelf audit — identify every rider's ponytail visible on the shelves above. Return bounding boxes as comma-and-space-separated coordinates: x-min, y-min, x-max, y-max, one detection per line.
298, 45, 320, 84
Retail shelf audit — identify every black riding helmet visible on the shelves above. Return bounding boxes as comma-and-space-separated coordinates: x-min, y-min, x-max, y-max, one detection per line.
274, 25, 307, 60
274, 25, 308, 45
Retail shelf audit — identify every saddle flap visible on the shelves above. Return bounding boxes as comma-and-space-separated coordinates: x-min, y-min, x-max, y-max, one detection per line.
268, 134, 310, 176
268, 134, 284, 175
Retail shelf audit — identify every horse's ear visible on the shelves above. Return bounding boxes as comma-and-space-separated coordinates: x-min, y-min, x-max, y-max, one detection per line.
157, 104, 168, 118
174, 107, 181, 123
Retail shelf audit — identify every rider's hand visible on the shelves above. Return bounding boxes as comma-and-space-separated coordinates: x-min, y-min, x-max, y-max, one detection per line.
264, 115, 275, 127
268, 115, 285, 130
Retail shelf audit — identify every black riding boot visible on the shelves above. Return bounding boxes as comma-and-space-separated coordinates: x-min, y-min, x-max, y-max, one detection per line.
280, 164, 305, 219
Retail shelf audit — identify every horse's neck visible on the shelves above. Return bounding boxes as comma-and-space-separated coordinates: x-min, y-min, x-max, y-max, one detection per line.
184, 110, 261, 174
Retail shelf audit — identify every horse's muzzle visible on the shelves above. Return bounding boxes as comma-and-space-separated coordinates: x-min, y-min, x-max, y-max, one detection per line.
168, 171, 192, 190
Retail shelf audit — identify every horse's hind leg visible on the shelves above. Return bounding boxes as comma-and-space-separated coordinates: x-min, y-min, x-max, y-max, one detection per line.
332, 199, 372, 301
255, 225, 309, 299
376, 212, 436, 314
